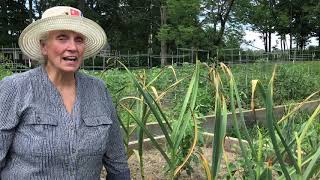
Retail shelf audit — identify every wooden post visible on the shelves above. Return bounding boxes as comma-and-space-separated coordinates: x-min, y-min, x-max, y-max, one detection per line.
231, 49, 233, 64
191, 47, 194, 64
171, 51, 173, 65
160, 5, 167, 66
138, 52, 140, 67
177, 48, 179, 65
147, 50, 150, 68
92, 56, 95, 71
103, 56, 106, 70
183, 49, 185, 64
127, 51, 129, 68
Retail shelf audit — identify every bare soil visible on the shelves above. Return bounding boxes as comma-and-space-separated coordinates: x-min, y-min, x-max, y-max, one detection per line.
100, 147, 239, 180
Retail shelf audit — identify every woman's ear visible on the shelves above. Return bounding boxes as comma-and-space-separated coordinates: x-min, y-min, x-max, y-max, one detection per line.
40, 40, 48, 56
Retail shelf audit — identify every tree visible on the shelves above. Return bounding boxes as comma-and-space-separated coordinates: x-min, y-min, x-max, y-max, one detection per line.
305, 0, 320, 47
201, 0, 236, 47
236, 0, 276, 52
237, 0, 319, 51
289, 0, 312, 49
157, 0, 203, 65
0, 0, 29, 47
114, 0, 156, 52
28, 0, 33, 22
223, 21, 245, 48
160, 2, 168, 66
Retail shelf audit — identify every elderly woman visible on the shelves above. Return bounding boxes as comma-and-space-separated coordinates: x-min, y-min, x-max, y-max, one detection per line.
0, 6, 130, 179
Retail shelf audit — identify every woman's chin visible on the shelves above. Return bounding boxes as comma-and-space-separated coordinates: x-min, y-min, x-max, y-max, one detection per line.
61, 66, 80, 73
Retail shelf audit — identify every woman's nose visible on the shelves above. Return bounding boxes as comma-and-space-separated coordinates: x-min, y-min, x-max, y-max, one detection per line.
67, 40, 78, 51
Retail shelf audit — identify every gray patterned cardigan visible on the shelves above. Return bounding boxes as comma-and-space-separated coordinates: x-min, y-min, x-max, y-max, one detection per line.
0, 66, 130, 180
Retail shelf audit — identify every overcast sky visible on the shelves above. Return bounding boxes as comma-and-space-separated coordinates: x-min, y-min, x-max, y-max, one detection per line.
241, 30, 318, 50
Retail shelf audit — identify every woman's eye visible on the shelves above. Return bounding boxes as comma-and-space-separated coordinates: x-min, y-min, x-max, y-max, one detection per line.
75, 37, 84, 43
57, 36, 67, 41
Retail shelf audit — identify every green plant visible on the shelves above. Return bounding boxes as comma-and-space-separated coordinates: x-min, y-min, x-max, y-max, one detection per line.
0, 65, 13, 80
0, 53, 13, 79
274, 66, 318, 104
78, 61, 320, 179
120, 66, 180, 179
207, 63, 320, 179
82, 62, 320, 121
117, 60, 207, 179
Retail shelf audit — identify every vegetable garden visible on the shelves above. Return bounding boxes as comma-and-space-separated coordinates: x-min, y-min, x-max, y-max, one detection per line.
1, 0, 320, 178
1, 60, 320, 179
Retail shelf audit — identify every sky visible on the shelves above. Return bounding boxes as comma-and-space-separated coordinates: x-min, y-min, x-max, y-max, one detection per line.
241, 30, 318, 50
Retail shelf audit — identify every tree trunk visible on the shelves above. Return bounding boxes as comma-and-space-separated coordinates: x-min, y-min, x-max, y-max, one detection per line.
35, 0, 43, 18
290, 33, 292, 50
280, 34, 285, 51
318, 32, 320, 47
0, 0, 8, 43
264, 32, 268, 52
148, 0, 153, 57
282, 35, 286, 51
160, 5, 167, 66
268, 31, 271, 52
215, 18, 226, 45
214, 0, 235, 46
299, 38, 304, 50
289, 3, 293, 50
28, 0, 33, 22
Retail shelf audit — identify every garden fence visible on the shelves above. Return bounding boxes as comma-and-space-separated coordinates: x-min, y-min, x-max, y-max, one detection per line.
1, 47, 320, 72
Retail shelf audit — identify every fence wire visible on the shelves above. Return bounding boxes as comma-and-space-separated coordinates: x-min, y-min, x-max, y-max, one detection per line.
1, 47, 320, 72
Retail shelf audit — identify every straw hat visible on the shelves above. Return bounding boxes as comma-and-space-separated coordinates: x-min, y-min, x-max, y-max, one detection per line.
19, 6, 107, 61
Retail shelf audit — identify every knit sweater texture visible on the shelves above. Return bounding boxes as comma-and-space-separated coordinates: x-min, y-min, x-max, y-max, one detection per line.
0, 66, 130, 180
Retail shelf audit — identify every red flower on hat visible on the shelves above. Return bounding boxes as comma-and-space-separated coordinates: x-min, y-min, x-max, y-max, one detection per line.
70, 8, 80, 16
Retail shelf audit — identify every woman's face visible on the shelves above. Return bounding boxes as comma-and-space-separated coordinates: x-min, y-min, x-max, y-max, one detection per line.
41, 30, 85, 73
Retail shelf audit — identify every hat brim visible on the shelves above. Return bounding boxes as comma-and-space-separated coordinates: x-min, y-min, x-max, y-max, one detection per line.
19, 15, 107, 61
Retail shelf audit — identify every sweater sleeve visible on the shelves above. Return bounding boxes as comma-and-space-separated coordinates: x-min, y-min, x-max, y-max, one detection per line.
102, 88, 130, 180
0, 78, 20, 171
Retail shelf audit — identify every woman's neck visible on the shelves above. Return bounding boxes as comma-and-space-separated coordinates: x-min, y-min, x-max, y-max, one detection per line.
44, 65, 76, 88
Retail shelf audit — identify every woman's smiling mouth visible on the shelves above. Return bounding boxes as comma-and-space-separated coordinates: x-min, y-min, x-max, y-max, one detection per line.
63, 56, 78, 61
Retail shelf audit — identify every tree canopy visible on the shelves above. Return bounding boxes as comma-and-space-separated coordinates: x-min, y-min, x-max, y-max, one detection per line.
1, 0, 319, 64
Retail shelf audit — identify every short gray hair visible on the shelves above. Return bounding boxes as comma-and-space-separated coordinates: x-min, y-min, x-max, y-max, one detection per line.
39, 32, 49, 64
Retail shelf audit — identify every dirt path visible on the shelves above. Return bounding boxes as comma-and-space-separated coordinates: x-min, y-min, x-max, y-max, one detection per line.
101, 147, 239, 180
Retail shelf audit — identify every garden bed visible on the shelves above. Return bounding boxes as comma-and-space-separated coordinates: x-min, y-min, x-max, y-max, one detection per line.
128, 147, 236, 179
100, 145, 282, 179
123, 99, 320, 143
100, 134, 278, 179
100, 147, 239, 180
98, 61, 320, 179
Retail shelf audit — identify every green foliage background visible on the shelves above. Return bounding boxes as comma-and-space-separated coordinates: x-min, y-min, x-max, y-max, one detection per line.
84, 61, 320, 120
1, 61, 319, 122
1, 0, 319, 53
0, 65, 12, 80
